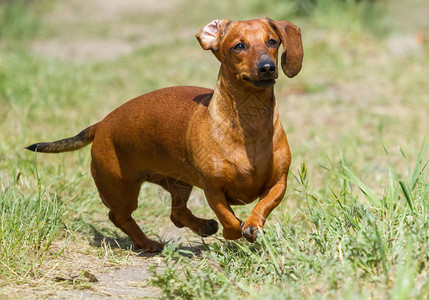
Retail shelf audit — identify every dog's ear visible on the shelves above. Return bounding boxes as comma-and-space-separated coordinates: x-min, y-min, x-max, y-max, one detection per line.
196, 19, 231, 51
267, 19, 303, 78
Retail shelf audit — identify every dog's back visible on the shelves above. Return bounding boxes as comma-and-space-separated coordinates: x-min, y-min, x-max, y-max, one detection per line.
90, 86, 213, 184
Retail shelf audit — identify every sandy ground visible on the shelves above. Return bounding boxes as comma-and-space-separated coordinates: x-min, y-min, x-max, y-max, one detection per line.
1, 225, 207, 299
32, 0, 188, 63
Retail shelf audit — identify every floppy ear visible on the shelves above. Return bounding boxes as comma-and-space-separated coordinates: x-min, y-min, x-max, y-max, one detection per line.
268, 19, 303, 78
196, 19, 230, 51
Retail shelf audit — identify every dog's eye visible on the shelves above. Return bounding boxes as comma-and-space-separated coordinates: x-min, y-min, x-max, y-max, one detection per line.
267, 39, 278, 48
233, 43, 246, 53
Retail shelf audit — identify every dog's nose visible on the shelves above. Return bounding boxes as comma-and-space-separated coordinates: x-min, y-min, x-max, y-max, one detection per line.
257, 60, 276, 75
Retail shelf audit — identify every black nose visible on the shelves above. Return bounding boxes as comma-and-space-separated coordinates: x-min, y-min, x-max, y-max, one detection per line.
257, 60, 276, 75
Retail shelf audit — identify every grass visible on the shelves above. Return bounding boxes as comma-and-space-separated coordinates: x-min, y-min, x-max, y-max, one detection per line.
0, 171, 63, 281
150, 147, 429, 299
1, 0, 429, 298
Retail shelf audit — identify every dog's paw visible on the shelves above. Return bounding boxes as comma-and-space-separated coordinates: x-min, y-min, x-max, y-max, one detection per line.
241, 224, 262, 243
134, 240, 164, 253
199, 219, 219, 237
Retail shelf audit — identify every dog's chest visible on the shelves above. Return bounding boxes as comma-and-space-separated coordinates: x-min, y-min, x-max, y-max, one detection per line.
219, 146, 273, 204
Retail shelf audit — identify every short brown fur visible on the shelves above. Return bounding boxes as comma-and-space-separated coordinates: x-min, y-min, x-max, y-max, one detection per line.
26, 18, 303, 252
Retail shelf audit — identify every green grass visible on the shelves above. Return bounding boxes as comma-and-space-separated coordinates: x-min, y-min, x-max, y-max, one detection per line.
0, 171, 63, 281
1, 0, 429, 298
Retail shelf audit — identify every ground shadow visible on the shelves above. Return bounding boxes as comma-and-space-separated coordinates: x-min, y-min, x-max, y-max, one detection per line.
90, 229, 213, 258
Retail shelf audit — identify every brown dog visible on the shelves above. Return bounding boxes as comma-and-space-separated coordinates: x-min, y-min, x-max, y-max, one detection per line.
26, 18, 303, 252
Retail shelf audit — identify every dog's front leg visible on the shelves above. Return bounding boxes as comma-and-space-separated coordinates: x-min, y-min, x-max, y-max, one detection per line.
242, 174, 288, 242
204, 188, 242, 240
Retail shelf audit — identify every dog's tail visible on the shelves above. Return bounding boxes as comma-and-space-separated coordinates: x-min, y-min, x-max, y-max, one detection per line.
26, 123, 99, 153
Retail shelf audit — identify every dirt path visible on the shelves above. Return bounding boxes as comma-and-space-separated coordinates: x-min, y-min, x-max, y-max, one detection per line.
33, 0, 187, 63
3, 261, 161, 299
2, 224, 202, 299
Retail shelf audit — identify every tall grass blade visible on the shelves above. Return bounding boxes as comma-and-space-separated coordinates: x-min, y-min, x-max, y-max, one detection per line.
399, 181, 414, 214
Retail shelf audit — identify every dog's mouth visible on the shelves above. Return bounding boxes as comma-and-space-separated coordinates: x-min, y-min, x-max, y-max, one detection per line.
242, 76, 276, 88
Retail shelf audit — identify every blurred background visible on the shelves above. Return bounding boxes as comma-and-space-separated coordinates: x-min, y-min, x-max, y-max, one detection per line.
1, 0, 429, 297
1, 0, 428, 178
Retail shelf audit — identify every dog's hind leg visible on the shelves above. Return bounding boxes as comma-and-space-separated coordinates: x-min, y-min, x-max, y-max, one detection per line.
91, 161, 164, 252
149, 175, 218, 237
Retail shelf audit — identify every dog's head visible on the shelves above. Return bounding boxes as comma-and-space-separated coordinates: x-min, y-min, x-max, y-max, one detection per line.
196, 18, 303, 89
